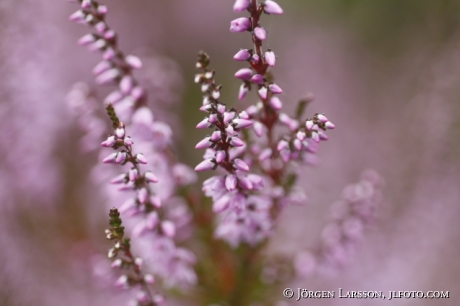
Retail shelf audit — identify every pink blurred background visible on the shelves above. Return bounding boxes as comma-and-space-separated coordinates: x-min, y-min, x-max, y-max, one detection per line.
0, 0, 459, 305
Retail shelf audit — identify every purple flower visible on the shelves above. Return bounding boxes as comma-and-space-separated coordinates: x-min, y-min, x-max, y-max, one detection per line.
268, 83, 283, 94
233, 0, 250, 12
135, 153, 148, 164
195, 159, 215, 172
233, 49, 251, 61
263, 0, 284, 15
254, 27, 267, 41
125, 55, 142, 69
238, 83, 249, 100
225, 175, 237, 191
233, 158, 249, 171
230, 17, 251, 32
269, 96, 282, 110
215, 150, 226, 163
233, 118, 253, 129
234, 68, 253, 80
258, 87, 268, 100
229, 137, 244, 147
265, 50, 276, 66
251, 74, 264, 84
195, 137, 210, 149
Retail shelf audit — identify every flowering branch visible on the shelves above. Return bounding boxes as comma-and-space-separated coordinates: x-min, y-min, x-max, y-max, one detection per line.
295, 170, 385, 277
69, 0, 197, 289
194, 0, 336, 248
106, 208, 162, 306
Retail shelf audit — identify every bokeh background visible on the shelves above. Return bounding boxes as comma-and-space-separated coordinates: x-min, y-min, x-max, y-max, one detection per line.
0, 0, 459, 305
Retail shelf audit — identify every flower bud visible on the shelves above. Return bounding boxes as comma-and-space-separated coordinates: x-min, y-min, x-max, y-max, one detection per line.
137, 188, 148, 204
254, 27, 267, 40
325, 121, 335, 129
119, 75, 133, 94
215, 150, 226, 163
230, 17, 251, 32
263, 0, 284, 15
144, 274, 155, 284
95, 68, 119, 85
69, 10, 85, 22
143, 171, 158, 183
128, 168, 138, 181
277, 140, 289, 152
78, 33, 96, 46
196, 118, 210, 129
265, 50, 276, 66
233, 49, 251, 61
161, 221, 176, 238
101, 136, 116, 147
238, 176, 253, 190
251, 74, 264, 84
93, 61, 112, 76
225, 175, 237, 191
115, 127, 125, 138
238, 83, 249, 100
253, 121, 263, 137
110, 173, 127, 184
195, 159, 215, 172
258, 87, 268, 100
234, 68, 253, 80
258, 148, 272, 161
233, 0, 250, 12
233, 118, 253, 129
102, 152, 118, 163
123, 136, 133, 146
233, 158, 249, 171
210, 131, 222, 142
269, 96, 283, 110
195, 137, 210, 149
115, 151, 127, 163
268, 83, 283, 94
223, 112, 236, 124
135, 153, 148, 164
229, 137, 244, 147
316, 114, 328, 123
125, 55, 142, 69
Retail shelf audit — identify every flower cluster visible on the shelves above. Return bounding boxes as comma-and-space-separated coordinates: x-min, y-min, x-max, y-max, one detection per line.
105, 208, 163, 306
194, 0, 336, 247
66, 0, 386, 304
295, 170, 385, 277
195, 51, 271, 247
229, 0, 335, 167
69, 0, 197, 289
69, 0, 146, 121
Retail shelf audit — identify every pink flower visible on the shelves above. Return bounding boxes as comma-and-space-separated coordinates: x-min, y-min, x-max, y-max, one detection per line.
263, 0, 284, 15
233, 49, 251, 61
254, 27, 267, 41
233, 0, 250, 13
230, 17, 251, 32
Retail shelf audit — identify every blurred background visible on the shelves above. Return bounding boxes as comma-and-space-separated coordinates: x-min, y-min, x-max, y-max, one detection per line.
0, 0, 459, 305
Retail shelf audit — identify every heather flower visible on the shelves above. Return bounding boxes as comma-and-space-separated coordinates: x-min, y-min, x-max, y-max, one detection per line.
68, 0, 196, 291
105, 208, 162, 306
233, 0, 251, 13
233, 49, 251, 61
254, 27, 267, 41
63, 0, 389, 305
263, 0, 284, 15
265, 49, 276, 66
230, 17, 251, 32
294, 170, 384, 277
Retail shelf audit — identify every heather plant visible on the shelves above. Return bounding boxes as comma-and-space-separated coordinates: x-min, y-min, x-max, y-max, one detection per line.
67, 0, 383, 305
